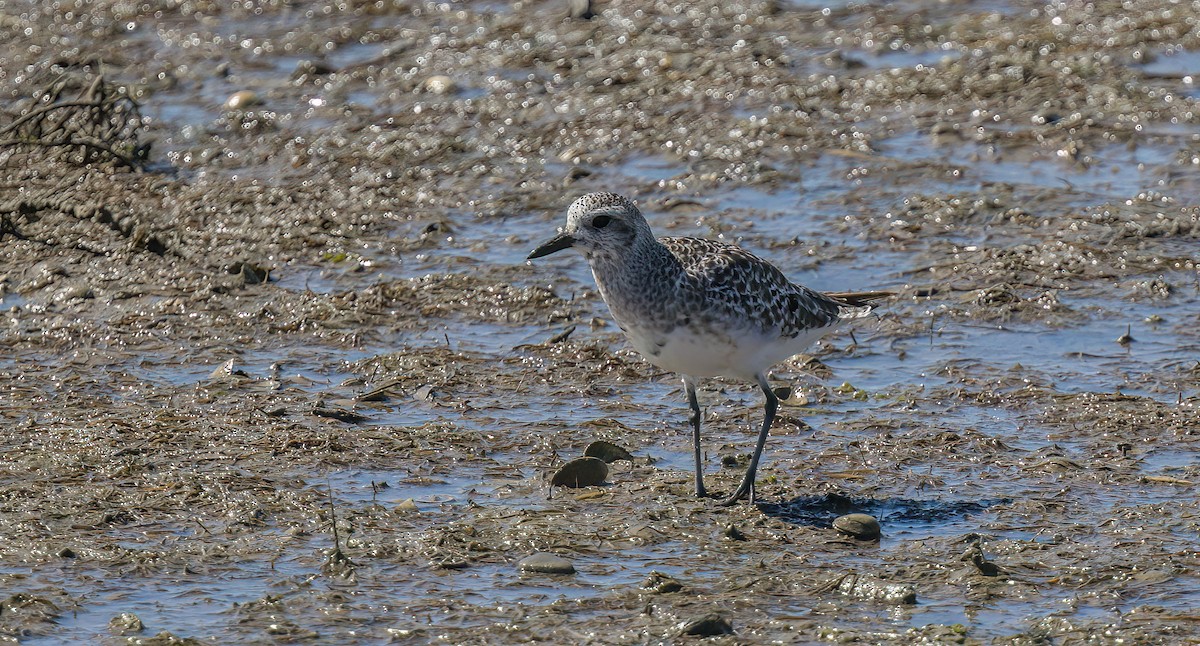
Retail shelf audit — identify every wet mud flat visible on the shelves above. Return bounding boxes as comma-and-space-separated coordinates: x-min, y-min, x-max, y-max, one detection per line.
1, 0, 1199, 642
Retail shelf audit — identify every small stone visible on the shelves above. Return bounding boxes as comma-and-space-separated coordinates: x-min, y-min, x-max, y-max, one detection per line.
775, 385, 809, 407
680, 614, 733, 636
208, 359, 238, 380
518, 552, 575, 574
109, 612, 144, 635
583, 440, 634, 463
551, 457, 608, 488
292, 59, 335, 79
396, 498, 420, 513
422, 75, 456, 95
833, 513, 881, 540
228, 261, 269, 285
224, 90, 260, 110
641, 571, 683, 593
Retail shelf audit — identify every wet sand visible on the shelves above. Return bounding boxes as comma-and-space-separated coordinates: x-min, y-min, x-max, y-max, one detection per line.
1, 0, 1199, 642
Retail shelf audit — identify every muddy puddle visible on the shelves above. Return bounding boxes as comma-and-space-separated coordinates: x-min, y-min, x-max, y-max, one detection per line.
2, 0, 1199, 642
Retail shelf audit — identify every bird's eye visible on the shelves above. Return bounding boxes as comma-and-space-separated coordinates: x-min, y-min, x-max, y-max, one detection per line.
592, 215, 611, 229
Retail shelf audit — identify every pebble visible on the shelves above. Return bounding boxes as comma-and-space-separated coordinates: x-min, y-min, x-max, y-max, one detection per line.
208, 358, 238, 380
641, 571, 683, 593
679, 614, 733, 636
109, 612, 144, 635
224, 90, 260, 110
551, 456, 608, 488
396, 498, 420, 513
583, 440, 633, 463
773, 385, 809, 406
292, 59, 335, 79
518, 552, 576, 574
422, 75, 456, 95
833, 513, 881, 540
229, 261, 269, 285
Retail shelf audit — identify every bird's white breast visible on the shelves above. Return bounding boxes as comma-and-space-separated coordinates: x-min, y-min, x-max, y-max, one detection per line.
620, 318, 836, 381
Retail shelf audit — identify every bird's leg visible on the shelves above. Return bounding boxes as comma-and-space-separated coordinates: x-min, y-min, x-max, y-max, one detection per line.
719, 373, 779, 506
684, 376, 707, 498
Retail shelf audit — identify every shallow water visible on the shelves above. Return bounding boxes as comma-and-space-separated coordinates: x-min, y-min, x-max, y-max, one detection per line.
3, 0, 1200, 642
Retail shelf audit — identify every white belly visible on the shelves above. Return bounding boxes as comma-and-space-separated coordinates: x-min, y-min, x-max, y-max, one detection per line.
622, 321, 837, 381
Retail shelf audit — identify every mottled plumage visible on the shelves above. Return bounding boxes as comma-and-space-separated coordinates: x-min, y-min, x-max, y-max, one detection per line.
528, 192, 888, 505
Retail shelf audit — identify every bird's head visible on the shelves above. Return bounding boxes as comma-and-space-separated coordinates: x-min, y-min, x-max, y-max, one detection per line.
528, 192, 649, 262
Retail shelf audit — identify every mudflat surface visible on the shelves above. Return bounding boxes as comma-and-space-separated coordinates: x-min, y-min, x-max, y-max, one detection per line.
1, 0, 1198, 643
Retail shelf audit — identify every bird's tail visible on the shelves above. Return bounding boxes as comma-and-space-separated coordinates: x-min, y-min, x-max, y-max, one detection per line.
824, 290, 892, 319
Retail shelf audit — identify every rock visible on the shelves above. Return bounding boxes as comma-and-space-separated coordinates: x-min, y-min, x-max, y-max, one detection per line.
208, 359, 238, 380
583, 440, 634, 463
109, 612, 144, 635
518, 552, 575, 574
227, 260, 269, 285
396, 498, 420, 513
422, 75, 456, 95
680, 614, 733, 636
723, 524, 747, 541
641, 571, 683, 593
224, 90, 260, 110
551, 457, 608, 488
833, 513, 881, 540
292, 59, 335, 79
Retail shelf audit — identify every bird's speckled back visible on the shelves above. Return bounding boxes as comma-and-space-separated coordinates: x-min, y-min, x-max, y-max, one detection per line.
562, 192, 862, 341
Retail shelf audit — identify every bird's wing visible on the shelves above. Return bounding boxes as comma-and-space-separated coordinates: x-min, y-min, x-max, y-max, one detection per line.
661, 237, 846, 336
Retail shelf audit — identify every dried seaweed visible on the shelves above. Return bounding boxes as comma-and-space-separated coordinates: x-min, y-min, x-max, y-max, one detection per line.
0, 70, 148, 169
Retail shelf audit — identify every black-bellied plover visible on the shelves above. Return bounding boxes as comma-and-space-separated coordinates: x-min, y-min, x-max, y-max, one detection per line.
528, 192, 888, 505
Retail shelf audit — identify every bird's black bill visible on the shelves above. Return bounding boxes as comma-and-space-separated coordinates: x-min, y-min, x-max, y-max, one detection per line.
527, 233, 576, 259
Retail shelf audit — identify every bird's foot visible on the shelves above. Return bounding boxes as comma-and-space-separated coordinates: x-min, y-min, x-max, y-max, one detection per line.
717, 479, 757, 506
717, 485, 750, 506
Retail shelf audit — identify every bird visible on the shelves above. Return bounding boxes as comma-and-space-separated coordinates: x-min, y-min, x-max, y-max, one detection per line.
527, 192, 889, 505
